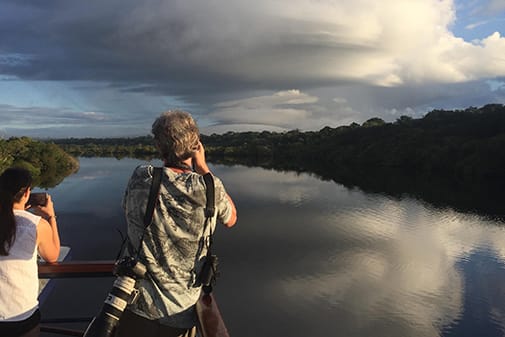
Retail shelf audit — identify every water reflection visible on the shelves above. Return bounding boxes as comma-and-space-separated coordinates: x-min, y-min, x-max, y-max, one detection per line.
41, 159, 505, 337
215, 164, 505, 337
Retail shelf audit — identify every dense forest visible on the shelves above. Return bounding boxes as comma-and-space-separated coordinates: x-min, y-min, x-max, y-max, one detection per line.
0, 137, 79, 188
202, 104, 505, 182
202, 104, 505, 215
52, 136, 157, 158
52, 103, 505, 184
50, 103, 505, 216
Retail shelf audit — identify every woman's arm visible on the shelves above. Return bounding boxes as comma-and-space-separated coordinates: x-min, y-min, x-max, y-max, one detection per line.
34, 195, 61, 262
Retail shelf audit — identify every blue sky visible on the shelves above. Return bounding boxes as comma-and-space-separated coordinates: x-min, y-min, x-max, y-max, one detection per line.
0, 0, 504, 138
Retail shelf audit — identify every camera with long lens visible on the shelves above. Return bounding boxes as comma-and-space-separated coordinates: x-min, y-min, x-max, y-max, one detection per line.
83, 256, 147, 337
195, 254, 219, 294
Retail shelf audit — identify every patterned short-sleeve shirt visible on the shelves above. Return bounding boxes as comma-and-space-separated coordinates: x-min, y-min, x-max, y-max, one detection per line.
122, 165, 233, 328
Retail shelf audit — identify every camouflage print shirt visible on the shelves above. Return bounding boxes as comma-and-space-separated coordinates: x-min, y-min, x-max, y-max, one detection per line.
121, 165, 233, 328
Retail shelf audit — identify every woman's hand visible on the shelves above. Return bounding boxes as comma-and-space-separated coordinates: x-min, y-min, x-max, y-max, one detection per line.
30, 194, 56, 221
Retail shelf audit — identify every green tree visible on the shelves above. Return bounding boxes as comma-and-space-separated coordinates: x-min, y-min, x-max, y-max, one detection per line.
0, 137, 79, 188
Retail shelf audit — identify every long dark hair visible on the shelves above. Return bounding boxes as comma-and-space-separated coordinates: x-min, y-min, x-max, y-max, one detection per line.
0, 167, 32, 256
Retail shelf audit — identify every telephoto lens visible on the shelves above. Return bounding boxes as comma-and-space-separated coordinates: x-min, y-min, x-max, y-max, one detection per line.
83, 257, 147, 337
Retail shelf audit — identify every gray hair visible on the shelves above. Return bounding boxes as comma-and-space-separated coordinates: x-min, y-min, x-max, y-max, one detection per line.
152, 110, 200, 164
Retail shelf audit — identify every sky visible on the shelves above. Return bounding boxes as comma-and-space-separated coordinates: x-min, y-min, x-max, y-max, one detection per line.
0, 0, 504, 138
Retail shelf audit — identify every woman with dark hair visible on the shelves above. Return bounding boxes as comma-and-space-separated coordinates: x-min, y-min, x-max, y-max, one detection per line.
0, 167, 61, 337
118, 110, 237, 337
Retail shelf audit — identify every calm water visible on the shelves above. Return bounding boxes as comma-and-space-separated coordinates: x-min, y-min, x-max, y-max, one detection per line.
39, 157, 505, 337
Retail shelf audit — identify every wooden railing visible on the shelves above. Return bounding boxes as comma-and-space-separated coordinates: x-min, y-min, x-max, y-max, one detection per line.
38, 260, 116, 279
38, 261, 230, 337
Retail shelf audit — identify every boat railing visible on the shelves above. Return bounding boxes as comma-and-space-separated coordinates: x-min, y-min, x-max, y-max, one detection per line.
38, 260, 231, 337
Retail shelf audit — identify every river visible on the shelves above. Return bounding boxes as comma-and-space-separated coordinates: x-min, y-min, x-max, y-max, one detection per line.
39, 157, 505, 337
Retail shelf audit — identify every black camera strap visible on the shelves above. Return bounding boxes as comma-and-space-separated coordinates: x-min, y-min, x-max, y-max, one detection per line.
202, 172, 216, 245
130, 167, 163, 258
143, 167, 163, 230
198, 173, 219, 293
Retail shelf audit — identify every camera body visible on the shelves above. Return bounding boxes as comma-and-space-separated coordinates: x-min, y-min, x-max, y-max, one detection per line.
113, 256, 147, 279
195, 254, 219, 294
83, 257, 146, 337
28, 192, 47, 206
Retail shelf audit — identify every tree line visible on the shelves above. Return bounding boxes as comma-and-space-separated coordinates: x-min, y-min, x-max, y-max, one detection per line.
0, 137, 79, 188
204, 104, 505, 178
19, 103, 505, 215
50, 104, 505, 187
51, 136, 157, 159
204, 104, 505, 216
209, 104, 505, 216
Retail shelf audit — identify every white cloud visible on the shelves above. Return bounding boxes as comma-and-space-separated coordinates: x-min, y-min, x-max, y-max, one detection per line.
206, 89, 364, 132
113, 0, 505, 86
81, 111, 106, 121
465, 20, 488, 30
209, 90, 317, 129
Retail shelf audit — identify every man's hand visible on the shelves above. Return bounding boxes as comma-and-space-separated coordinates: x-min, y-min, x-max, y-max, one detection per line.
193, 141, 210, 175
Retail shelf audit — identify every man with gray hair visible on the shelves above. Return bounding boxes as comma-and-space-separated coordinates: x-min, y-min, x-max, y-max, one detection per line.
118, 110, 237, 337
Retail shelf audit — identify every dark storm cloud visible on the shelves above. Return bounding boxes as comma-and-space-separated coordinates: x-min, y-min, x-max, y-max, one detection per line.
6, 0, 503, 103
1, 0, 273, 100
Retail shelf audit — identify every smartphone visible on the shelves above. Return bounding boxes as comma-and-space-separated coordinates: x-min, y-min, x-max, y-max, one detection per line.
28, 192, 48, 206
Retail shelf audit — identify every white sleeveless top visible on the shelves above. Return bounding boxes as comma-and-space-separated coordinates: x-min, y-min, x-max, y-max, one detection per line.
0, 210, 41, 321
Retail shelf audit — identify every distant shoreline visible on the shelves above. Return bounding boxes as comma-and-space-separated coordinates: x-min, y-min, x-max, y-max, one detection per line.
3, 103, 505, 216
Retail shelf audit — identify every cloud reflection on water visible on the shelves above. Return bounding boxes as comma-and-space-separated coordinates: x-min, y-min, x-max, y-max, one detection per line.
217, 164, 505, 337
43, 159, 505, 337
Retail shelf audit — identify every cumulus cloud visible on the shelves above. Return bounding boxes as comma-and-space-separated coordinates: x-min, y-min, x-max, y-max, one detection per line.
118, 0, 505, 86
